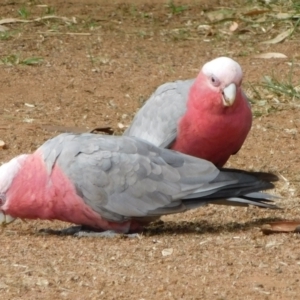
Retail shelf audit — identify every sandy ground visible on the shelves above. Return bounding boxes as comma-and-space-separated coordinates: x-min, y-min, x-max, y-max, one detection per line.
0, 0, 300, 299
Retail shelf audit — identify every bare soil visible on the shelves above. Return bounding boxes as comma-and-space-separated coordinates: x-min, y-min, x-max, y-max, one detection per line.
0, 0, 300, 299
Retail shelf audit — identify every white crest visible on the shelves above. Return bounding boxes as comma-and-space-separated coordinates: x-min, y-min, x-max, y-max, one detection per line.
0, 154, 28, 193
202, 57, 243, 86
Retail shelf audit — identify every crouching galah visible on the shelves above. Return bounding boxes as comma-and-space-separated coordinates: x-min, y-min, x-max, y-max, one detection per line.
124, 56, 252, 167
0, 133, 277, 236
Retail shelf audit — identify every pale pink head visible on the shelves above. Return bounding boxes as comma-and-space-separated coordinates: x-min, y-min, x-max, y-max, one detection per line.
0, 154, 28, 225
193, 56, 244, 110
175, 57, 251, 166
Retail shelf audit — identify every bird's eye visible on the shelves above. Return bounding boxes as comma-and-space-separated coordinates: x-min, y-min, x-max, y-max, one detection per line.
210, 75, 220, 87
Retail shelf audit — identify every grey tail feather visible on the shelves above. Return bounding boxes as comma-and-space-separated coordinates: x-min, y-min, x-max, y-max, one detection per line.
182, 170, 280, 210
182, 194, 279, 210
219, 169, 279, 182
202, 181, 275, 200
205, 196, 279, 209
243, 191, 280, 200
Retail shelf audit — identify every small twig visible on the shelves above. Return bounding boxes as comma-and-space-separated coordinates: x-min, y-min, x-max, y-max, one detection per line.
0, 15, 73, 25
38, 31, 91, 36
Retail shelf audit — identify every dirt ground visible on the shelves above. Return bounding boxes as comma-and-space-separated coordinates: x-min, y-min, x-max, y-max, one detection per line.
1, 0, 300, 299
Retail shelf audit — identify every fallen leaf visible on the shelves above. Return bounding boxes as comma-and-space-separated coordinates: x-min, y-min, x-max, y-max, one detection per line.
162, 248, 173, 256
229, 22, 238, 32
206, 9, 235, 22
197, 24, 212, 31
0, 140, 6, 149
36, 278, 49, 287
253, 52, 287, 59
24, 103, 35, 108
0, 18, 29, 25
261, 28, 293, 44
0, 15, 73, 25
255, 16, 267, 23
257, 100, 267, 106
276, 13, 294, 20
244, 9, 269, 16
38, 31, 91, 36
284, 128, 298, 135
23, 118, 34, 123
261, 220, 300, 235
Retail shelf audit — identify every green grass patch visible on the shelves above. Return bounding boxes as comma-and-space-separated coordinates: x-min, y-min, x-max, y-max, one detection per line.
0, 55, 43, 66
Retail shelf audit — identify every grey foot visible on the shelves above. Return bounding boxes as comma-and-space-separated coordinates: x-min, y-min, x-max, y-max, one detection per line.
39, 225, 140, 238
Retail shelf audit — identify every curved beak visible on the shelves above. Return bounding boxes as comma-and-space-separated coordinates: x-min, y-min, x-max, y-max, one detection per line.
0, 211, 16, 227
222, 83, 237, 107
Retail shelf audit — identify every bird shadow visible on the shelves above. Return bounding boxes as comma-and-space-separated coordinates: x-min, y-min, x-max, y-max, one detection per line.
23, 217, 286, 238
143, 217, 285, 236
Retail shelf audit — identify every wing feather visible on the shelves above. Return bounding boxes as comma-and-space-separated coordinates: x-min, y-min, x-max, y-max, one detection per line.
39, 133, 277, 223
124, 79, 194, 147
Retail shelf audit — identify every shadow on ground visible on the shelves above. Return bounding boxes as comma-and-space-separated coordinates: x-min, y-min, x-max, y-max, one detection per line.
143, 217, 284, 236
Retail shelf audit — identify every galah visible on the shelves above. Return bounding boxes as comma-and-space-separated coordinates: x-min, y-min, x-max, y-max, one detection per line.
124, 57, 252, 167
0, 133, 277, 235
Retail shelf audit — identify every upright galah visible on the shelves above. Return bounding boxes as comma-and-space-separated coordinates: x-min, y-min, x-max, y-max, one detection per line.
124, 57, 252, 167
0, 133, 277, 235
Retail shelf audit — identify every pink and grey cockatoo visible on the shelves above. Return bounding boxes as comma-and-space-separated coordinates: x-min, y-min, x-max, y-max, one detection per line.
124, 57, 252, 167
0, 133, 277, 236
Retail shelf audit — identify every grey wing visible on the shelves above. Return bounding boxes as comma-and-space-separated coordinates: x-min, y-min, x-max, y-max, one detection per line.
39, 133, 221, 222
124, 79, 195, 148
